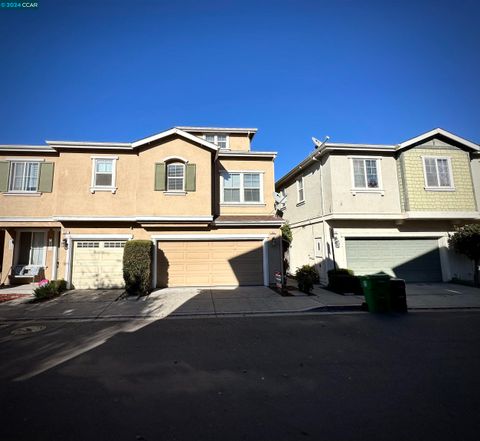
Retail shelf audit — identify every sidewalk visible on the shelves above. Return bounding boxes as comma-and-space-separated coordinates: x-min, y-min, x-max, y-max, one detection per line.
0, 283, 478, 322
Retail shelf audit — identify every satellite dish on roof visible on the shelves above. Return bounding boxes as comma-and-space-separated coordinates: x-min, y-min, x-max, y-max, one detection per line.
312, 135, 330, 149
273, 192, 285, 203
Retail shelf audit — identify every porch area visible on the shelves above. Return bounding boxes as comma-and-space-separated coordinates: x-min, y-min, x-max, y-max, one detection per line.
0, 227, 61, 286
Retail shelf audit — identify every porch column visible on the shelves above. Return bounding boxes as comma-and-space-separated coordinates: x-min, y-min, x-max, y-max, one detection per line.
1, 229, 15, 286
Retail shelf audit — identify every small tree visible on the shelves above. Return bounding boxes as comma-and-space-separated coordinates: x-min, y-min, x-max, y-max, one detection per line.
123, 240, 153, 296
281, 223, 293, 245
448, 224, 480, 286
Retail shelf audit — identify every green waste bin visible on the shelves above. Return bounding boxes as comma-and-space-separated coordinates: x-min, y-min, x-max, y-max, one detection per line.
360, 274, 392, 313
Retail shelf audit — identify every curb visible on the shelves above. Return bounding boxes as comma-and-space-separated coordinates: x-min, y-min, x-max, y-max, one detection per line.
2, 305, 480, 323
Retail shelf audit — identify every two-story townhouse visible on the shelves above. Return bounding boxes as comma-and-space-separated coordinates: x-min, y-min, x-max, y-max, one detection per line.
276, 128, 480, 285
0, 126, 283, 289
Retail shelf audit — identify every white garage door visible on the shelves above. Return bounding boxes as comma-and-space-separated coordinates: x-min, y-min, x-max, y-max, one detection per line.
72, 241, 126, 289
346, 238, 442, 282
157, 240, 264, 287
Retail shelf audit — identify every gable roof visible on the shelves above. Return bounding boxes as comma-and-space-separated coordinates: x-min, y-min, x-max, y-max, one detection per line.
131, 128, 218, 150
397, 128, 479, 152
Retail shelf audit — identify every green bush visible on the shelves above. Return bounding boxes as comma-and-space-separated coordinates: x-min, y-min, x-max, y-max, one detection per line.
33, 279, 68, 300
123, 240, 153, 296
327, 268, 354, 277
295, 265, 318, 294
327, 269, 362, 294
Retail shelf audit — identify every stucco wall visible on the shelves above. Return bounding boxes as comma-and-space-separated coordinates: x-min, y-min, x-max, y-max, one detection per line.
218, 157, 275, 215
136, 138, 213, 216
228, 134, 251, 151
400, 141, 476, 212
278, 161, 323, 225
329, 153, 402, 214
0, 153, 60, 218
1, 136, 276, 219
288, 221, 325, 278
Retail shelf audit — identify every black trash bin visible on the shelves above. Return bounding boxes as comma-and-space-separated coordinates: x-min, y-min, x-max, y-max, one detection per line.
389, 278, 408, 313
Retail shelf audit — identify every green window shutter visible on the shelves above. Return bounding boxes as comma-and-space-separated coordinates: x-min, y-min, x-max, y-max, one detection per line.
38, 162, 55, 193
155, 163, 166, 191
0, 161, 10, 192
185, 163, 196, 192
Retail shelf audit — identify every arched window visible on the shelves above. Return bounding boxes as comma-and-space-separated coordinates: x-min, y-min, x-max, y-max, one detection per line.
166, 162, 185, 191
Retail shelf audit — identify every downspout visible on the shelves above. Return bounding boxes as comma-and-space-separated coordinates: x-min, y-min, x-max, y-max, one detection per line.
313, 151, 329, 283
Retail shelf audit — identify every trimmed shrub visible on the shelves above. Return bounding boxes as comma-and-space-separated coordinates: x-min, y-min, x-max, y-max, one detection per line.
33, 279, 68, 300
123, 240, 153, 296
296, 265, 318, 294
327, 268, 362, 294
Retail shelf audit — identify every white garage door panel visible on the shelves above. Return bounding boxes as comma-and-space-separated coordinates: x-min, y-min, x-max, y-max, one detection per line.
72, 241, 125, 289
346, 238, 442, 283
158, 240, 263, 287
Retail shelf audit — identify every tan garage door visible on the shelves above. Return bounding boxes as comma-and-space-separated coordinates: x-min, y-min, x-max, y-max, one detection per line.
72, 241, 126, 289
157, 240, 263, 287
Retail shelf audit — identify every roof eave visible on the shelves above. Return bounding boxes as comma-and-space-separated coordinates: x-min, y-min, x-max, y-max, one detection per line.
0, 145, 56, 153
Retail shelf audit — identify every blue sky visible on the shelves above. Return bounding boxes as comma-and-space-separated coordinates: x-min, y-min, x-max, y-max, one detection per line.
0, 0, 479, 178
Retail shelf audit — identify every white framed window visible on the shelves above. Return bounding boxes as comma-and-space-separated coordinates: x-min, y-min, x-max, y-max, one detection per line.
204, 133, 229, 149
167, 162, 185, 192
314, 238, 322, 258
351, 158, 381, 189
422, 156, 454, 190
104, 241, 126, 248
8, 161, 40, 192
297, 177, 305, 203
91, 156, 118, 193
76, 242, 100, 248
221, 171, 264, 204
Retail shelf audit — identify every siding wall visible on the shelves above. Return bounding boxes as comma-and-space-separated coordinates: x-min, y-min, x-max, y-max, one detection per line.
400, 140, 476, 212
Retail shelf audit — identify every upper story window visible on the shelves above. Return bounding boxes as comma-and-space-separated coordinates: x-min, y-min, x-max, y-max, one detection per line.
221, 172, 263, 204
423, 157, 454, 190
167, 162, 185, 191
352, 158, 380, 189
297, 177, 305, 203
9, 161, 40, 192
91, 156, 118, 193
205, 133, 229, 149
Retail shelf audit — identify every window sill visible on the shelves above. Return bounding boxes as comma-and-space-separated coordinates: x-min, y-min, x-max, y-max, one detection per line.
424, 187, 455, 192
3, 192, 42, 197
90, 187, 117, 194
221, 202, 266, 206
351, 189, 384, 196
164, 191, 187, 196
296, 200, 305, 207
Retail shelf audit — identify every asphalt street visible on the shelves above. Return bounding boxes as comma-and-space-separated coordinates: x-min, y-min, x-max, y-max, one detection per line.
1, 311, 479, 441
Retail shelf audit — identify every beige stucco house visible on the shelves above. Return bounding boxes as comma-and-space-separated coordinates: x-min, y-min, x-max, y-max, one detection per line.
0, 126, 283, 289
275, 128, 480, 285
